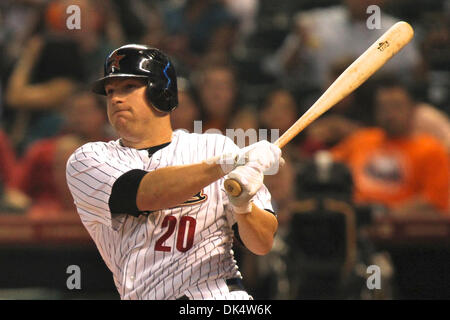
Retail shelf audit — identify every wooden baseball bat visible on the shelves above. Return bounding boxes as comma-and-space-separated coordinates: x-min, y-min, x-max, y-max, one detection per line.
224, 21, 414, 197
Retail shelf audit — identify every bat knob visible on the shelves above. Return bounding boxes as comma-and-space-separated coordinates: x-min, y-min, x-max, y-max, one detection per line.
224, 179, 242, 197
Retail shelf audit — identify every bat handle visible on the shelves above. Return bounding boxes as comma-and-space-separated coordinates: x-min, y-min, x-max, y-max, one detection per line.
224, 140, 283, 197
224, 179, 242, 197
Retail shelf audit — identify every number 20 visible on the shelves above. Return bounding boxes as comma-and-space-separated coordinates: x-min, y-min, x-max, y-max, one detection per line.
155, 216, 196, 252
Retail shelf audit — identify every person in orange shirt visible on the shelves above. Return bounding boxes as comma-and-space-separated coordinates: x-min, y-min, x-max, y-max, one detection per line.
331, 77, 449, 216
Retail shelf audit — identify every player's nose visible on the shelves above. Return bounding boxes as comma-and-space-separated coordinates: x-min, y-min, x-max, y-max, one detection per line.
110, 93, 125, 105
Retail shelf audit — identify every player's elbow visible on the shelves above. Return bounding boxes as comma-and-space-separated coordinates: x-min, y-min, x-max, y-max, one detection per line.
242, 211, 278, 256
253, 246, 273, 256
245, 231, 276, 255
248, 239, 274, 256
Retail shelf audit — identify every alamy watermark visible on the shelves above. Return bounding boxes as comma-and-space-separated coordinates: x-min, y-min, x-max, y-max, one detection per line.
366, 265, 381, 290
189, 120, 280, 149
366, 5, 381, 30
66, 265, 81, 290
66, 5, 81, 30
183, 120, 281, 175
64, 4, 383, 33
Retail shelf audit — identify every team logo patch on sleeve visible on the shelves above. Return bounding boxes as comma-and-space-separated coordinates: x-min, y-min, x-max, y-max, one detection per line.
176, 190, 208, 207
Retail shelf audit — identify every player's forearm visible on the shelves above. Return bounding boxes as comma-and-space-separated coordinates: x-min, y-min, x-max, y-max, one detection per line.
136, 161, 225, 211
235, 203, 278, 256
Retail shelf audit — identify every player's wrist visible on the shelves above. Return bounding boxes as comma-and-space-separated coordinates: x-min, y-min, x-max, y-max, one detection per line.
231, 201, 253, 215
208, 151, 245, 175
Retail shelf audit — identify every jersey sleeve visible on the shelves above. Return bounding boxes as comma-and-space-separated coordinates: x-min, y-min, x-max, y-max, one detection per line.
66, 142, 137, 230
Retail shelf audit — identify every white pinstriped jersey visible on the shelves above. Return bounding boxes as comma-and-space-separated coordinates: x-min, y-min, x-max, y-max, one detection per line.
66, 130, 273, 300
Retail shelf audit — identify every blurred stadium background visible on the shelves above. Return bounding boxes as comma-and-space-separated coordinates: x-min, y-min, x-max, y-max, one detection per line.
0, 0, 449, 300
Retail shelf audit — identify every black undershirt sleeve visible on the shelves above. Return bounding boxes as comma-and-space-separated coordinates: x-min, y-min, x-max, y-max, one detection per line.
109, 169, 149, 217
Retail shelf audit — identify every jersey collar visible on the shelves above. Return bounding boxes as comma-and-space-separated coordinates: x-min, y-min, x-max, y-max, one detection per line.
140, 141, 171, 157
118, 139, 172, 158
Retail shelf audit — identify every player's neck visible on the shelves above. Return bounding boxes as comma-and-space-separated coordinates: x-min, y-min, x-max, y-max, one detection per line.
121, 123, 173, 149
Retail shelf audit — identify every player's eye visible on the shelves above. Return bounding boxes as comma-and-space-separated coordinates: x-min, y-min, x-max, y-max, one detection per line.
106, 88, 114, 95
126, 83, 138, 90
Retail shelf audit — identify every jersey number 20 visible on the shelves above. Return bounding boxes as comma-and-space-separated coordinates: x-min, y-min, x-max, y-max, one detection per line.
155, 216, 196, 252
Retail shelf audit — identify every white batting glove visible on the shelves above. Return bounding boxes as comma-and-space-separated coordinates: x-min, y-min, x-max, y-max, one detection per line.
226, 163, 264, 214
245, 140, 282, 175
217, 140, 283, 175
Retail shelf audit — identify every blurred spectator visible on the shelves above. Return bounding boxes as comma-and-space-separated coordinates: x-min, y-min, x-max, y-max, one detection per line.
222, 104, 259, 148
229, 108, 259, 130
259, 88, 305, 159
412, 102, 450, 151
139, 3, 167, 52
305, 58, 377, 149
0, 128, 30, 212
419, 11, 450, 109
263, 0, 421, 96
110, 0, 155, 42
331, 77, 449, 216
163, 0, 239, 69
0, 131, 16, 190
170, 78, 201, 132
5, 35, 77, 149
260, 88, 299, 135
223, 0, 258, 41
305, 56, 449, 153
15, 91, 113, 220
5, 0, 123, 152
61, 90, 113, 142
306, 115, 361, 150
0, 0, 45, 73
193, 62, 239, 132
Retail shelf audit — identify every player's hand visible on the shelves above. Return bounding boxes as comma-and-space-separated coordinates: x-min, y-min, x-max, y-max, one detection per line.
226, 163, 263, 214
244, 140, 283, 175
218, 141, 283, 175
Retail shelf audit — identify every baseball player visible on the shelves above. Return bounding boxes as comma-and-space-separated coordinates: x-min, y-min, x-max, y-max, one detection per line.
66, 44, 282, 300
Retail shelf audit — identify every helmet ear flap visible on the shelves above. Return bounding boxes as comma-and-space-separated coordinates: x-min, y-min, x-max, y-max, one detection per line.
145, 79, 178, 113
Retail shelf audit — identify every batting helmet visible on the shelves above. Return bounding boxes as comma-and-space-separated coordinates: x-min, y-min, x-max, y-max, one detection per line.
92, 44, 178, 112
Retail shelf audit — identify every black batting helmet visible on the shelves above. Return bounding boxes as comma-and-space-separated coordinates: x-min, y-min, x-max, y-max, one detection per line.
92, 44, 178, 112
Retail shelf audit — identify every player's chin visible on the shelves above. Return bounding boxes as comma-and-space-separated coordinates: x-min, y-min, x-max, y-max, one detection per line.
112, 117, 134, 136
112, 113, 132, 126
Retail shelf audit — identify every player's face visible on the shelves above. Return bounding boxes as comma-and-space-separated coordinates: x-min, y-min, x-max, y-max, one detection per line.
104, 78, 156, 141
